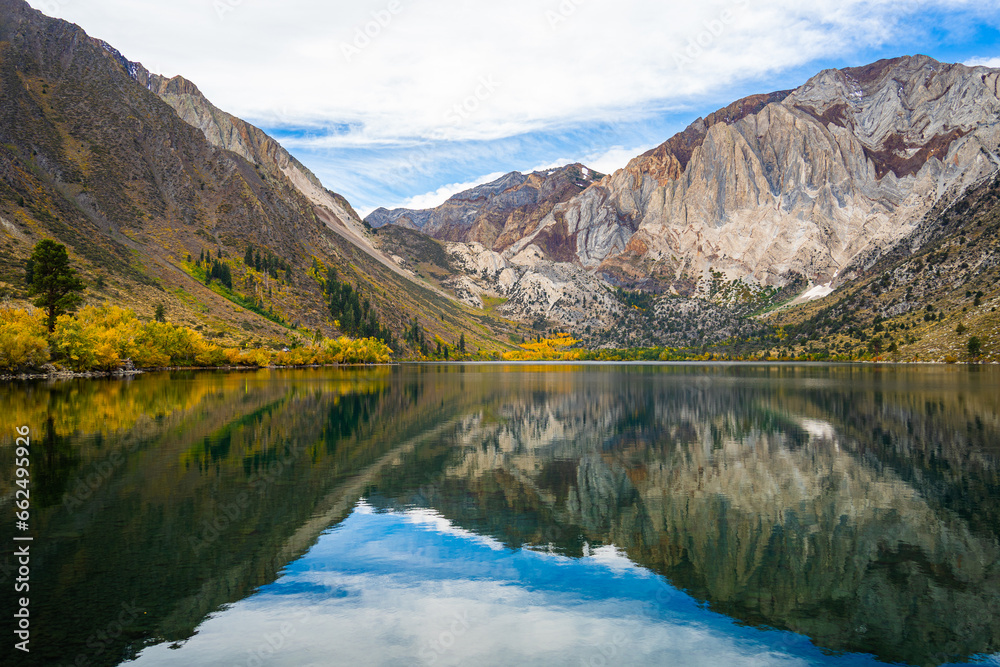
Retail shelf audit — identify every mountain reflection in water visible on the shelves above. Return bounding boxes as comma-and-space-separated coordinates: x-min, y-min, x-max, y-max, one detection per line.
1, 364, 998, 666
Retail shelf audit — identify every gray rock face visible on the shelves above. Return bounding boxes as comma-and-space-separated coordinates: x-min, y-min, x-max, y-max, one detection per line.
509, 56, 1000, 293
444, 242, 622, 329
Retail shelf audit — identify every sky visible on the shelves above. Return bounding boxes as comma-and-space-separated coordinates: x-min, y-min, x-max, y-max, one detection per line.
131, 502, 893, 665
25, 0, 1000, 216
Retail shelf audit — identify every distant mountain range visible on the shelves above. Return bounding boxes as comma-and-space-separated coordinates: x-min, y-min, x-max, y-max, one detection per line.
367, 164, 604, 250
2, 0, 999, 360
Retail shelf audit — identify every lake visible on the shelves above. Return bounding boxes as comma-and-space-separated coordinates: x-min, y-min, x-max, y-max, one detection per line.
2, 363, 999, 666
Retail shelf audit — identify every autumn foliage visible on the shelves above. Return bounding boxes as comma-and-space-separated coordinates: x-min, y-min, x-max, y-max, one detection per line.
0, 304, 393, 372
502, 333, 583, 361
0, 304, 50, 371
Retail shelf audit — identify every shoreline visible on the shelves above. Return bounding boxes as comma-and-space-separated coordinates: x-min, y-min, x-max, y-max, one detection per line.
4, 358, 996, 382
1, 364, 262, 382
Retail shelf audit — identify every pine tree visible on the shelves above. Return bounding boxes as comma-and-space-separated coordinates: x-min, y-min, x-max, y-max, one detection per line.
969, 336, 982, 359
27, 239, 85, 332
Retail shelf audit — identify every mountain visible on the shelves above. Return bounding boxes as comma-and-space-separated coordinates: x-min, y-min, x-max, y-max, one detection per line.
518, 56, 1000, 293
367, 164, 618, 328
769, 170, 1000, 362
0, 0, 507, 353
140, 70, 402, 272
365, 56, 1000, 357
366, 163, 603, 250
3, 0, 997, 362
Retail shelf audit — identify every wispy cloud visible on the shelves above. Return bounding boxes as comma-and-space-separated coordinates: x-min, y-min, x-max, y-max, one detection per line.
32, 0, 998, 144
28, 0, 1000, 212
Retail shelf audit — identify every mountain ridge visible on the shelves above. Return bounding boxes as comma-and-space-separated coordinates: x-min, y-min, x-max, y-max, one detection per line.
0, 0, 514, 355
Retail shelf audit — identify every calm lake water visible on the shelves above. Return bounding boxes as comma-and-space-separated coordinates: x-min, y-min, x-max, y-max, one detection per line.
2, 363, 1000, 666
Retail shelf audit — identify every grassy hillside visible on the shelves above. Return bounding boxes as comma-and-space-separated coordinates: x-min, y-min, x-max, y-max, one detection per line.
0, 0, 516, 357
767, 173, 1000, 362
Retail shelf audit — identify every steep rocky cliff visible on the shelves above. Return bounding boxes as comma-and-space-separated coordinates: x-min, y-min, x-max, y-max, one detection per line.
513, 56, 1000, 293
139, 70, 395, 266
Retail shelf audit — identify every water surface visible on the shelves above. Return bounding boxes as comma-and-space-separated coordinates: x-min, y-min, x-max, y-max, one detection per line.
2, 364, 999, 666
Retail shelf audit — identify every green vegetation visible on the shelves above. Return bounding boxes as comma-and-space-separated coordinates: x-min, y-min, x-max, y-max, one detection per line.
186, 254, 287, 326
324, 267, 397, 349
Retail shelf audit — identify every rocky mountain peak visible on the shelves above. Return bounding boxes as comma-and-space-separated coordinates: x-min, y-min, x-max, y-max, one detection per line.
491, 55, 1000, 298
365, 163, 602, 250
623, 90, 792, 188
785, 55, 999, 178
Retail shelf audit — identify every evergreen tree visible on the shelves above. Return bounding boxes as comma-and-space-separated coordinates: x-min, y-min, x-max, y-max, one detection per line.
969, 336, 982, 359
27, 239, 85, 332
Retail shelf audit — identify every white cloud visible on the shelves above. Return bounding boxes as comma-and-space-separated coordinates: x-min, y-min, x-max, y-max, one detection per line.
520, 144, 656, 178
28, 0, 997, 147
129, 505, 815, 666
964, 56, 1000, 68
25, 0, 1000, 211
583, 145, 657, 175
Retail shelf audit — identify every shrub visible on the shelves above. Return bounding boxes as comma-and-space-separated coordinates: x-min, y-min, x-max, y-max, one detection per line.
0, 305, 50, 371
